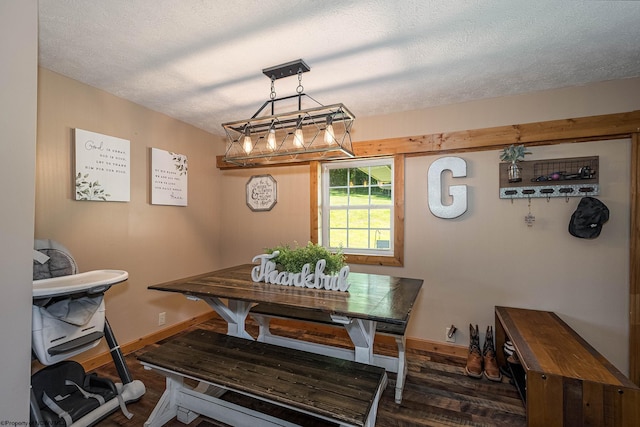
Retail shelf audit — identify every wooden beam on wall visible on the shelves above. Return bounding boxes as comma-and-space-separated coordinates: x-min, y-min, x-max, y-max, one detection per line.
352, 110, 640, 158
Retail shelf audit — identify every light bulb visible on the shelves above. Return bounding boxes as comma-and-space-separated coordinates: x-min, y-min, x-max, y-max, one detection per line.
324, 123, 335, 144
267, 128, 276, 151
294, 128, 304, 147
243, 134, 252, 154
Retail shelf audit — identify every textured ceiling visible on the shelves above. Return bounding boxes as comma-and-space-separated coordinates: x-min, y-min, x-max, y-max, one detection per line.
38, 1, 640, 136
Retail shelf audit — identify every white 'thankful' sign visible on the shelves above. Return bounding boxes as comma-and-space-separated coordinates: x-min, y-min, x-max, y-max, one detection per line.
251, 252, 351, 292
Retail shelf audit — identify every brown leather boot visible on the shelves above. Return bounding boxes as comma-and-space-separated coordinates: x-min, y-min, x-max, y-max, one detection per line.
465, 324, 483, 378
483, 325, 502, 382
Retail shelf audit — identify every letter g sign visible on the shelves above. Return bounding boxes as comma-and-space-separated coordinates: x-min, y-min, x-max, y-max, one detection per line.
428, 156, 467, 219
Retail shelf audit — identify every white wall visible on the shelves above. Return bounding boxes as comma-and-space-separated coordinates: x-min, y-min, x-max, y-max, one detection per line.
0, 0, 37, 422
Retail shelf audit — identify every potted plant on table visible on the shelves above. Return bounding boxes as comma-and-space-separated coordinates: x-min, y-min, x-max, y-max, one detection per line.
266, 242, 346, 275
500, 144, 531, 182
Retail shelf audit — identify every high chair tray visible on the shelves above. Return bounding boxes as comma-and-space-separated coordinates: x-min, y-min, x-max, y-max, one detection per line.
33, 269, 128, 299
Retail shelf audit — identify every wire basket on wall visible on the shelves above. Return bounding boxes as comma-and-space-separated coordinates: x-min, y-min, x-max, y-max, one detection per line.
499, 156, 598, 199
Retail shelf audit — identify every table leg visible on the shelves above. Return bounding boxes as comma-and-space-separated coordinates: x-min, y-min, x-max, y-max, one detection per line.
332, 315, 376, 364
200, 297, 253, 339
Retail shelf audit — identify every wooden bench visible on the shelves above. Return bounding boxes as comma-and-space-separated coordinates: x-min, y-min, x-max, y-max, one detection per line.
249, 303, 408, 403
495, 306, 640, 426
138, 329, 387, 427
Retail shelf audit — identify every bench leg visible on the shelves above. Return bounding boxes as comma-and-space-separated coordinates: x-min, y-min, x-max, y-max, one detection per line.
394, 336, 407, 404
361, 372, 387, 427
176, 407, 199, 424
144, 374, 184, 427
252, 313, 270, 342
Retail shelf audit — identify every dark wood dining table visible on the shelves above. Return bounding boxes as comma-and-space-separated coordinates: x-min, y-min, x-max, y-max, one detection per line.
148, 263, 423, 403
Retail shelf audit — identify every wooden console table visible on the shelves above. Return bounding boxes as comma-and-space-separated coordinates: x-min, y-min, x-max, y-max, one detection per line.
495, 306, 639, 426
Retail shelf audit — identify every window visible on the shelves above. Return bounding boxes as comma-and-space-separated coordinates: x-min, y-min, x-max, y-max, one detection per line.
312, 155, 404, 267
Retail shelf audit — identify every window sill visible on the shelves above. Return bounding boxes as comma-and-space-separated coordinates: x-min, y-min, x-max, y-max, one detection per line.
345, 254, 403, 267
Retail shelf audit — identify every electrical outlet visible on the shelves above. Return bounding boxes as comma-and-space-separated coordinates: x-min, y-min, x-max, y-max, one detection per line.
158, 312, 166, 326
446, 326, 456, 343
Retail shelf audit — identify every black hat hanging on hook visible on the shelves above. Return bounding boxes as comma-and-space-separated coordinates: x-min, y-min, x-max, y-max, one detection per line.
568, 197, 610, 239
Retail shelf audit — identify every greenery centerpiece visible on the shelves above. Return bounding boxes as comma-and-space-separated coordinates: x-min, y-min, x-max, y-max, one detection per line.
251, 242, 350, 291
266, 242, 346, 274
500, 144, 531, 182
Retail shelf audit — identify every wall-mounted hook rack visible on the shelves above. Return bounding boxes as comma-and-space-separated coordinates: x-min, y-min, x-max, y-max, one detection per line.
499, 156, 599, 199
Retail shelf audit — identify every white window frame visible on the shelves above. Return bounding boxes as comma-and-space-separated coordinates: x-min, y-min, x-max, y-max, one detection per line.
321, 157, 394, 257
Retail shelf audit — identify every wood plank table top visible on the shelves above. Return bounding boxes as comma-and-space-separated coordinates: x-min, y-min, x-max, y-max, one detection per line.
149, 263, 423, 328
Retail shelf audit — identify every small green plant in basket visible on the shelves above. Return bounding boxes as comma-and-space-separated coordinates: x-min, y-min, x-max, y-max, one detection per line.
265, 242, 346, 275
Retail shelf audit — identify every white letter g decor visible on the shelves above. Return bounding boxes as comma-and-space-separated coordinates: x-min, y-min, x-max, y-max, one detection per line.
428, 156, 468, 219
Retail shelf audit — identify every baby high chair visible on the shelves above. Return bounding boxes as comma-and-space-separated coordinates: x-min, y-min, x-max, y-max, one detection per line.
30, 239, 145, 426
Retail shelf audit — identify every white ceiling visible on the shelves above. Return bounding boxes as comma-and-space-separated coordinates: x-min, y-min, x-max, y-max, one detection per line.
38, 1, 640, 137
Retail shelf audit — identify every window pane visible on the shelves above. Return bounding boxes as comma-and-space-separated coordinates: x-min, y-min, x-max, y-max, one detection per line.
367, 165, 392, 185
370, 209, 391, 228
373, 184, 392, 205
329, 168, 348, 187
329, 188, 348, 206
350, 167, 369, 187
348, 209, 369, 228
349, 167, 370, 206
329, 209, 347, 228
348, 229, 369, 248
349, 190, 370, 206
371, 230, 391, 249
329, 228, 347, 248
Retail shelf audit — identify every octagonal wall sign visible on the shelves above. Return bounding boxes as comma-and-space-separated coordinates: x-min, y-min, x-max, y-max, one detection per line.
246, 174, 277, 211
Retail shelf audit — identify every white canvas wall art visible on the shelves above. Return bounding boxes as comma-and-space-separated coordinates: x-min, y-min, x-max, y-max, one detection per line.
74, 128, 130, 202
151, 148, 188, 206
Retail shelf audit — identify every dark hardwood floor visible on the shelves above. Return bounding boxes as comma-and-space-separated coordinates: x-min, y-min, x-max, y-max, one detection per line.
91, 316, 526, 427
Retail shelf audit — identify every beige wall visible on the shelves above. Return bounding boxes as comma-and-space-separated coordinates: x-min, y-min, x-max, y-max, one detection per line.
401, 141, 629, 368
217, 78, 640, 375
219, 166, 312, 266
0, 0, 37, 421
218, 141, 631, 373
35, 68, 224, 358
351, 77, 640, 140
35, 68, 640, 378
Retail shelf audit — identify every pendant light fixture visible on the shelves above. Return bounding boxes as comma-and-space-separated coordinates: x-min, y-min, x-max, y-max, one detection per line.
222, 59, 355, 166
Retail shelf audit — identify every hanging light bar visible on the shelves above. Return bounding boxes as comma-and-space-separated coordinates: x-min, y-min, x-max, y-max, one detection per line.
222, 59, 355, 166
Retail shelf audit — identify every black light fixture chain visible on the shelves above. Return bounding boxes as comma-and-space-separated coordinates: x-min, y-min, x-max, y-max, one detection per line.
270, 75, 276, 100
296, 68, 304, 94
